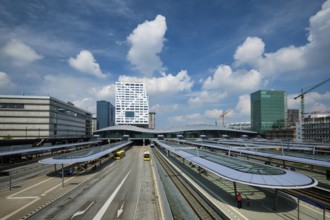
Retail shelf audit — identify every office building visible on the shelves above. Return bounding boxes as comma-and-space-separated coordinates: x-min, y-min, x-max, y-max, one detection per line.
250, 90, 287, 133
115, 82, 149, 128
302, 114, 330, 142
0, 95, 92, 139
149, 112, 156, 129
287, 109, 299, 127
96, 100, 115, 129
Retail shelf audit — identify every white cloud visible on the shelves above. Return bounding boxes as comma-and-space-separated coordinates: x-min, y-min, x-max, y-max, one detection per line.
171, 113, 203, 124
203, 65, 262, 92
234, 1, 330, 78
73, 97, 95, 115
93, 84, 116, 99
118, 70, 193, 96
204, 109, 222, 119
38, 74, 97, 100
288, 91, 330, 113
304, 0, 330, 67
188, 90, 228, 106
150, 103, 181, 115
127, 15, 167, 76
235, 94, 250, 116
2, 39, 43, 66
68, 50, 106, 78
0, 72, 15, 92
234, 37, 265, 66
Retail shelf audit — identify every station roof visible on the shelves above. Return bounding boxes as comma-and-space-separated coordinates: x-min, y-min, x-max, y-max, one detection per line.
95, 125, 257, 135
0, 141, 101, 157
186, 141, 330, 168
39, 141, 131, 164
155, 140, 317, 189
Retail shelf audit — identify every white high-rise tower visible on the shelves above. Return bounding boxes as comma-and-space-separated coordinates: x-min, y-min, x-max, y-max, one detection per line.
115, 82, 149, 128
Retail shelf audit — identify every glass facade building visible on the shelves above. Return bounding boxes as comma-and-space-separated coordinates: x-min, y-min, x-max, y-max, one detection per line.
250, 90, 287, 133
115, 82, 149, 128
96, 100, 115, 130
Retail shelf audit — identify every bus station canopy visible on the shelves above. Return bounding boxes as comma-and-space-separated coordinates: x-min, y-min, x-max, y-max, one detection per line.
39, 141, 132, 164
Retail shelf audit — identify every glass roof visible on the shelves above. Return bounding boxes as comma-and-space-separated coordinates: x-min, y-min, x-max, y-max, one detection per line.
182, 149, 285, 175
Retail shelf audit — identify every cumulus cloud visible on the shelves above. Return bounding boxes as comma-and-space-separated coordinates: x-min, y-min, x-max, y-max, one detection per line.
188, 90, 228, 106
235, 94, 251, 116
68, 50, 106, 78
93, 84, 116, 99
203, 65, 262, 91
234, 1, 330, 78
118, 70, 193, 96
73, 97, 95, 115
234, 37, 265, 66
127, 15, 167, 76
288, 91, 330, 113
2, 39, 43, 66
0, 72, 15, 92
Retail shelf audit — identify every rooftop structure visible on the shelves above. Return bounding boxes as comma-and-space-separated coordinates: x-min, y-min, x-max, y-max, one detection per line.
94, 124, 257, 139
115, 82, 149, 128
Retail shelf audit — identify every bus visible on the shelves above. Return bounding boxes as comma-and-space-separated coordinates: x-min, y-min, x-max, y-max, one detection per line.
143, 151, 151, 161
114, 150, 125, 160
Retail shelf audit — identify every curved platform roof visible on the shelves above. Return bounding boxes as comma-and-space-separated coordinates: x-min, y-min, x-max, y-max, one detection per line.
155, 140, 317, 189
39, 141, 131, 164
95, 125, 257, 135
186, 141, 330, 168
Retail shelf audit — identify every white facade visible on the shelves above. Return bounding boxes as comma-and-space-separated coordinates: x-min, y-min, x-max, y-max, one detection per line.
115, 82, 149, 127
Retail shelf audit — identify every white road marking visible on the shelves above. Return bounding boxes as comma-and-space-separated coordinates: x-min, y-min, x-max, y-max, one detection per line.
71, 201, 95, 219
92, 170, 131, 220
1, 178, 53, 220
2, 175, 77, 220
117, 202, 125, 218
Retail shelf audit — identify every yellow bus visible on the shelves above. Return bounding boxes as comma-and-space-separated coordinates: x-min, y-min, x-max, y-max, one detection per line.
143, 151, 150, 161
114, 150, 125, 160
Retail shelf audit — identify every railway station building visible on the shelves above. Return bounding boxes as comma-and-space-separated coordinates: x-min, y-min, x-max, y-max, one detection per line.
0, 95, 92, 139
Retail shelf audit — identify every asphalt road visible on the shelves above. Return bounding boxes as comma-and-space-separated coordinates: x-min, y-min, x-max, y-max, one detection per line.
0, 145, 159, 220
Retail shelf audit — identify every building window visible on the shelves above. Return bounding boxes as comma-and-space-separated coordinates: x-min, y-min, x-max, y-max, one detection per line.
0, 103, 24, 109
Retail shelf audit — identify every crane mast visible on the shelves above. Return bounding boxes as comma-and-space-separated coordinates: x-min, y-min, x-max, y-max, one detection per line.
294, 77, 330, 122
220, 109, 232, 128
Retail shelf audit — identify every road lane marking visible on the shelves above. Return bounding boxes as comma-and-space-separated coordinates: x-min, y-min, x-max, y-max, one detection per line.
117, 202, 125, 218
2, 176, 78, 220
71, 201, 95, 219
1, 178, 54, 220
92, 170, 131, 220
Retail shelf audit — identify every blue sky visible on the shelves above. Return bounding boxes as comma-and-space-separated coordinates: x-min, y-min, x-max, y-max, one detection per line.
1, 0, 329, 129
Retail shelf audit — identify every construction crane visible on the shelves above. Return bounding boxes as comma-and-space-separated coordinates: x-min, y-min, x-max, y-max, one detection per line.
294, 77, 330, 121
221, 109, 232, 128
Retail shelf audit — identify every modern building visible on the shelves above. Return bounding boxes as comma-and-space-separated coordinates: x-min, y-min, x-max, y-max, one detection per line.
287, 109, 299, 127
302, 114, 330, 142
115, 82, 149, 128
92, 117, 97, 132
250, 90, 287, 134
0, 95, 92, 139
96, 100, 115, 129
149, 112, 156, 129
